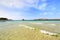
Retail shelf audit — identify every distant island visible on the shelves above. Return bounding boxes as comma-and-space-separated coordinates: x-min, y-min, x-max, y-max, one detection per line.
33, 19, 60, 21
0, 18, 60, 21
0, 17, 12, 21
21, 18, 60, 21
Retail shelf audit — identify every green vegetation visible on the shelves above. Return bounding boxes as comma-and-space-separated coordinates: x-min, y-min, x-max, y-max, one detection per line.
0, 17, 12, 21
0, 17, 8, 20
21, 19, 60, 21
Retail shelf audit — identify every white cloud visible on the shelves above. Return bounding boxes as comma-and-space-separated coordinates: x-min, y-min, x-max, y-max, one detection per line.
0, 0, 25, 8
43, 12, 54, 16
39, 12, 48, 16
43, 12, 48, 15
0, 0, 49, 20
0, 9, 23, 20
0, 0, 48, 10
38, 3, 47, 10
0, 0, 39, 8
51, 7, 56, 11
0, 9, 9, 18
48, 12, 54, 15
46, 5, 56, 11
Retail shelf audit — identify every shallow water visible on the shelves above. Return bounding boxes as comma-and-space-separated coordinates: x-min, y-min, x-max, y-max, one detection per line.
0, 21, 60, 33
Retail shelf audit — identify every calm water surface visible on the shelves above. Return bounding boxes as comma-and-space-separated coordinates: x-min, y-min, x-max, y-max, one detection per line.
0, 21, 60, 33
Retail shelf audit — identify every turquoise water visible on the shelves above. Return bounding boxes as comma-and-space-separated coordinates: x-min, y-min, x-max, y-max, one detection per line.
0, 21, 60, 33
0, 20, 60, 27
0, 20, 60, 25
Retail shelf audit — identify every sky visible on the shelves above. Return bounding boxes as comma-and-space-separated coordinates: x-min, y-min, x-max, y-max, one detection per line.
0, 0, 60, 20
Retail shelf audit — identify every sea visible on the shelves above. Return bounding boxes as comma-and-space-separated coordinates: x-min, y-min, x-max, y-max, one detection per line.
0, 20, 60, 33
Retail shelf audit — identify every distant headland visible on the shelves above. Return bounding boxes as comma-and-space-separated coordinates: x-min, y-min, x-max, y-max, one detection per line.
0, 17, 12, 21
0, 17, 60, 21
21, 18, 60, 21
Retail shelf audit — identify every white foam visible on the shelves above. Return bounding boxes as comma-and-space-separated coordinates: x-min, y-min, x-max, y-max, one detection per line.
40, 30, 57, 35
19, 24, 35, 30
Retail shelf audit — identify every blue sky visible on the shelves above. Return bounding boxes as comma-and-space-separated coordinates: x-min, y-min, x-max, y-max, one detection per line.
0, 0, 60, 20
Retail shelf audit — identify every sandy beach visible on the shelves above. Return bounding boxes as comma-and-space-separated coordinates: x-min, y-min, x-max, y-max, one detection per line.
0, 21, 60, 40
